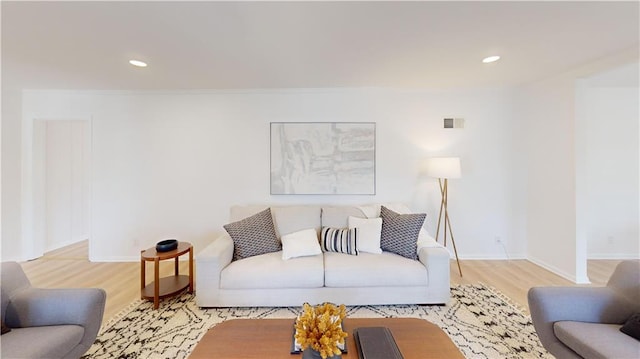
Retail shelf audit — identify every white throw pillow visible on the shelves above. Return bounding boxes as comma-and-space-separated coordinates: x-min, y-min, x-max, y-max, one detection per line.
348, 216, 383, 254
281, 228, 322, 260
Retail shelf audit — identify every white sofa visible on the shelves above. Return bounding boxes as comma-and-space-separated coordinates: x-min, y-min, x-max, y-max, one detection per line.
196, 204, 451, 307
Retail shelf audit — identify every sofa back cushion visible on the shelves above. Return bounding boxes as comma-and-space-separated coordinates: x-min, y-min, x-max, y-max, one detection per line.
229, 205, 321, 238
321, 206, 367, 228
227, 204, 431, 259
272, 206, 321, 237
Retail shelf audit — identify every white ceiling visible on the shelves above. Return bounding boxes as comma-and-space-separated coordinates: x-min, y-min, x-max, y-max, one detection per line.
2, 1, 639, 91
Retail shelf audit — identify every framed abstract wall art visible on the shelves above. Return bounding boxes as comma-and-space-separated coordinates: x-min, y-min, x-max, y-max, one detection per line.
270, 122, 376, 195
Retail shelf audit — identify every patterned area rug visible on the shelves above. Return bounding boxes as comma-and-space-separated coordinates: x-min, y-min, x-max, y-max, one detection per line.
83, 284, 551, 359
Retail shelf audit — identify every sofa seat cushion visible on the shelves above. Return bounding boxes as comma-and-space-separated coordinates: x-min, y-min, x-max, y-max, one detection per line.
324, 251, 427, 288
554, 321, 640, 359
221, 251, 324, 289
1, 325, 83, 359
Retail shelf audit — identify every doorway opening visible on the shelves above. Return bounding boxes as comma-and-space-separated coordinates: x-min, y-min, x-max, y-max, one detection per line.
32, 119, 92, 258
576, 63, 639, 282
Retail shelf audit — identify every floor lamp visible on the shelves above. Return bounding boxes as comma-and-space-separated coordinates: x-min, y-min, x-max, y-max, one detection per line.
425, 157, 463, 276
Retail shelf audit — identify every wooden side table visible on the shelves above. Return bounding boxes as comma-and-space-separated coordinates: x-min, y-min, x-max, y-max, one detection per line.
141, 241, 194, 309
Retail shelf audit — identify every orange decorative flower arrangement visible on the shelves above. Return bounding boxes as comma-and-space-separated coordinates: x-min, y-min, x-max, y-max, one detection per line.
294, 302, 348, 359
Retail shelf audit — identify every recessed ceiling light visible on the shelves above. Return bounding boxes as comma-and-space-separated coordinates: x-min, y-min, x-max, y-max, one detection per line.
129, 60, 147, 67
482, 56, 500, 63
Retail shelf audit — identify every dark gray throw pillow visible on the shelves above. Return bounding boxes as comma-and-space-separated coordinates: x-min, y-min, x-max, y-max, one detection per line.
223, 208, 281, 261
1, 321, 10, 335
379, 206, 426, 260
620, 312, 640, 340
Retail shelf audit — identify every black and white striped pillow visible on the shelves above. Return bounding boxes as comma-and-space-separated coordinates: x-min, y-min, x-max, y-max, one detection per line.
321, 227, 358, 255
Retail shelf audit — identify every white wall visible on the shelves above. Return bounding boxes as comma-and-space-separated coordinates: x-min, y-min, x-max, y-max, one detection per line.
1, 89, 23, 261
516, 49, 638, 282
584, 87, 639, 258
20, 88, 522, 261
518, 75, 582, 281
522, 77, 586, 281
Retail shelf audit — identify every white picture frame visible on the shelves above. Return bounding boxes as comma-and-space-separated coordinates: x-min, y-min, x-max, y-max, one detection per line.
270, 122, 376, 195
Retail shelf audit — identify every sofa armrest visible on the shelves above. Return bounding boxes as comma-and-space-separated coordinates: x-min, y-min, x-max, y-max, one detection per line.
418, 246, 450, 294
6, 287, 106, 352
195, 234, 233, 306
6, 287, 105, 328
528, 286, 633, 358
197, 233, 233, 267
528, 286, 633, 325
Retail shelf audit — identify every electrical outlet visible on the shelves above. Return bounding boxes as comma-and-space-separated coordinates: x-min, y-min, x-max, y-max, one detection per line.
495, 236, 510, 260
607, 236, 614, 244
132, 239, 140, 248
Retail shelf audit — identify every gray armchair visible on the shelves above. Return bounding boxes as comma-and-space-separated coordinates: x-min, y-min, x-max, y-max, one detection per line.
1, 261, 106, 359
528, 260, 640, 359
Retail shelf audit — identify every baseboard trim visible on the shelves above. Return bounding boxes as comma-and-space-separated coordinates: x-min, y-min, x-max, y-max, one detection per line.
527, 256, 591, 284
457, 254, 527, 260
45, 239, 85, 253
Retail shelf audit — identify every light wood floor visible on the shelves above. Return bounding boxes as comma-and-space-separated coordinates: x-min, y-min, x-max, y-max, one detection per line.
19, 241, 621, 325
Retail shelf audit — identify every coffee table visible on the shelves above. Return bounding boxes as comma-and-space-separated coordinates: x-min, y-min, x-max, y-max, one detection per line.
189, 317, 464, 359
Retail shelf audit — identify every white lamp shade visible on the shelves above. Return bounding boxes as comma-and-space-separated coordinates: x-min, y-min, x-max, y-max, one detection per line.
424, 157, 461, 179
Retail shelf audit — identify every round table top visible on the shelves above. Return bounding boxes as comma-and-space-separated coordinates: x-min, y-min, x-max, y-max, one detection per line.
141, 241, 192, 260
